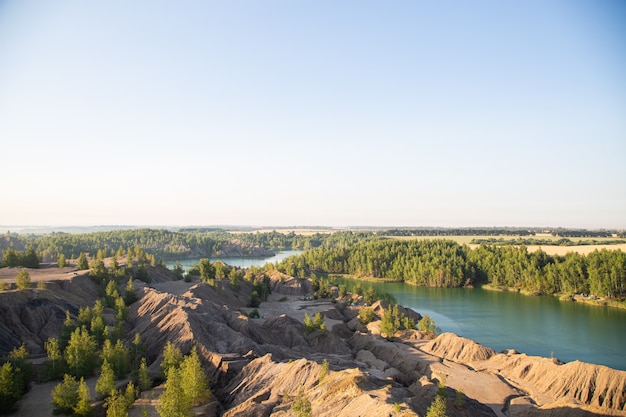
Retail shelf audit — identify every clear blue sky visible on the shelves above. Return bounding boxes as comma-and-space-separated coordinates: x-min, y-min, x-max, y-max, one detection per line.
1, 1, 625, 228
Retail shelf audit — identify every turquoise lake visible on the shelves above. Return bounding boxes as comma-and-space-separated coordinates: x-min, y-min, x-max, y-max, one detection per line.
354, 282, 626, 371
166, 254, 625, 371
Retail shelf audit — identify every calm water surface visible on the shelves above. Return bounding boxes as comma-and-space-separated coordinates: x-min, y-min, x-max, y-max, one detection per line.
362, 282, 626, 370
164, 250, 302, 271
163, 255, 625, 370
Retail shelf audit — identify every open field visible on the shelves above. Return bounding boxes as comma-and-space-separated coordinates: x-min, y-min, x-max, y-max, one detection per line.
228, 228, 336, 235
0, 264, 86, 284
525, 243, 626, 256
385, 235, 626, 255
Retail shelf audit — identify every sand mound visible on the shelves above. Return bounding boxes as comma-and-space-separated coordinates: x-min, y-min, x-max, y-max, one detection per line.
482, 353, 626, 411
421, 332, 496, 363
222, 354, 419, 417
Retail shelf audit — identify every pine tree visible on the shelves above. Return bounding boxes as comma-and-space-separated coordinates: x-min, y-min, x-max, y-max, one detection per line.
65, 326, 98, 377
0, 363, 19, 413
74, 377, 93, 417
58, 253, 67, 268
160, 342, 182, 377
380, 306, 397, 340
157, 367, 193, 417
45, 337, 65, 379
425, 395, 448, 417
15, 269, 31, 290
105, 390, 128, 417
96, 360, 116, 398
77, 253, 89, 270
124, 382, 136, 408
138, 358, 152, 392
51, 374, 79, 414
179, 347, 210, 405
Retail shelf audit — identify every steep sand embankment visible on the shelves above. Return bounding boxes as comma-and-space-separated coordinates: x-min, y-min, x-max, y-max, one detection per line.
0, 273, 100, 355
4, 265, 626, 417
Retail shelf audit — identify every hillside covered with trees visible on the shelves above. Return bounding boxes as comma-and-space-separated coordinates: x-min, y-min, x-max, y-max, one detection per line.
277, 239, 626, 299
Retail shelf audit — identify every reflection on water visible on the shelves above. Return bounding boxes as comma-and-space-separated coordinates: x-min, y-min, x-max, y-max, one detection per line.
164, 250, 302, 271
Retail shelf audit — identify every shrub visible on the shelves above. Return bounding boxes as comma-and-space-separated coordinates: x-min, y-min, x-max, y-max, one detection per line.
15, 270, 31, 290
418, 314, 442, 335
291, 387, 312, 417
358, 307, 375, 325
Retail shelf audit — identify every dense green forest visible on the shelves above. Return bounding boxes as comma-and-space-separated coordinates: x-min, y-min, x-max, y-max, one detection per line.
0, 230, 334, 263
2, 229, 625, 299
276, 239, 626, 298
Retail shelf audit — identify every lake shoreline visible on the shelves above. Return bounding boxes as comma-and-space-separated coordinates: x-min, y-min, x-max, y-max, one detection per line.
481, 283, 626, 310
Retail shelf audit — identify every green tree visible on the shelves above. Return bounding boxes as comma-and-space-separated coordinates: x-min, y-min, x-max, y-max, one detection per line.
0, 363, 19, 413
1, 248, 19, 267
58, 253, 67, 268
291, 387, 312, 417
45, 337, 65, 380
172, 262, 184, 280
77, 253, 89, 270
96, 360, 116, 398
160, 342, 183, 377
134, 264, 150, 283
90, 258, 108, 280
15, 269, 31, 290
126, 249, 133, 270
51, 374, 79, 414
418, 314, 441, 335
137, 358, 151, 392
105, 390, 128, 417
157, 367, 193, 417
65, 326, 98, 377
21, 246, 39, 268
380, 306, 398, 340
74, 377, 93, 417
124, 278, 138, 305
319, 359, 329, 382
358, 307, 375, 325
7, 344, 31, 395
425, 395, 448, 417
91, 315, 106, 346
101, 339, 130, 379
198, 258, 215, 284
179, 347, 210, 405
124, 382, 136, 408
364, 286, 377, 304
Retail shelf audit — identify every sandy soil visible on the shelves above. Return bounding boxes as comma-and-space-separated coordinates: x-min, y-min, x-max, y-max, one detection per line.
525, 243, 626, 256
0, 265, 88, 283
18, 376, 99, 417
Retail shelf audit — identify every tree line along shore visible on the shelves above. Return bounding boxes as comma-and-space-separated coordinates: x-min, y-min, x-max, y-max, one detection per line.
1, 228, 625, 308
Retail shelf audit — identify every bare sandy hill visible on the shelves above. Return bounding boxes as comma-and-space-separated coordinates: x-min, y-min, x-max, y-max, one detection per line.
4, 264, 626, 417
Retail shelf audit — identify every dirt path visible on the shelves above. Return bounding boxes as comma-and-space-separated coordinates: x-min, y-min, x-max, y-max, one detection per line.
18, 376, 99, 417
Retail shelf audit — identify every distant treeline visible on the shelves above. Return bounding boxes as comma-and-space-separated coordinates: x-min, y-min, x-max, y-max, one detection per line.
379, 228, 625, 238
381, 228, 536, 237
277, 239, 626, 298
471, 238, 626, 246
0, 229, 373, 263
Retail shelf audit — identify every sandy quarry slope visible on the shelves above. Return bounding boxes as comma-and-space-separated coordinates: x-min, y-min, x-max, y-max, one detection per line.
2, 265, 625, 416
